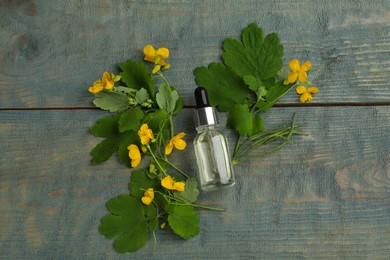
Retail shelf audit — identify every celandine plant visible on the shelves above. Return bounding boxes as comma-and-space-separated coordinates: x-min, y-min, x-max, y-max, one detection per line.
88, 22, 318, 254
193, 23, 319, 165
89, 45, 223, 253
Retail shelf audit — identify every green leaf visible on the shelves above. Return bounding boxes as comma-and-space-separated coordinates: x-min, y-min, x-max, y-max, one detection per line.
143, 108, 169, 134
143, 203, 157, 219
227, 104, 264, 136
227, 104, 253, 136
257, 83, 294, 112
129, 169, 157, 199
99, 195, 148, 253
119, 60, 155, 98
90, 119, 139, 167
173, 177, 200, 204
91, 136, 120, 164
135, 88, 150, 104
251, 113, 265, 135
193, 62, 250, 112
172, 96, 184, 115
99, 215, 123, 239
243, 75, 268, 101
156, 84, 179, 114
148, 217, 159, 232
118, 107, 144, 133
243, 75, 263, 92
167, 205, 200, 240
90, 114, 120, 138
117, 131, 139, 167
222, 22, 284, 80
142, 204, 158, 232
276, 66, 291, 83
92, 91, 129, 112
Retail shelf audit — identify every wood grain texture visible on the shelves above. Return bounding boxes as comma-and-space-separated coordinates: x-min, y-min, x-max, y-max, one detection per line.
1, 107, 389, 259
1, 0, 390, 108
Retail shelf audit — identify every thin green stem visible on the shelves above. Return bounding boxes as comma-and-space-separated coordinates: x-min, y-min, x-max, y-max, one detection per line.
147, 145, 167, 176
233, 135, 242, 157
232, 113, 305, 166
157, 71, 175, 139
188, 203, 225, 212
152, 231, 157, 254
156, 156, 189, 178
169, 116, 174, 139
153, 190, 225, 212
170, 202, 225, 212
155, 118, 167, 156
158, 72, 170, 87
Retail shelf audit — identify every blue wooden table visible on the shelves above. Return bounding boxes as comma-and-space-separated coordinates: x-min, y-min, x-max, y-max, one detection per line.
1, 1, 390, 259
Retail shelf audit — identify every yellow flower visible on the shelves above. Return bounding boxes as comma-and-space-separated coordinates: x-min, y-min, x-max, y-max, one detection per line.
127, 144, 141, 168
141, 188, 154, 205
165, 132, 187, 155
88, 71, 119, 93
138, 124, 154, 145
161, 175, 185, 192
296, 85, 319, 102
287, 59, 312, 84
143, 45, 170, 73
88, 80, 104, 93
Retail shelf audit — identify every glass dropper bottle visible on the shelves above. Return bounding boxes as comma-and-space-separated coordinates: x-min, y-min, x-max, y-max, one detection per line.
193, 87, 235, 191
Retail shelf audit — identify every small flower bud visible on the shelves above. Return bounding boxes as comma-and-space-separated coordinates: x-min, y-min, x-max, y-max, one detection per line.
154, 56, 161, 65
152, 65, 161, 74
149, 163, 156, 173
161, 64, 171, 71
128, 98, 137, 105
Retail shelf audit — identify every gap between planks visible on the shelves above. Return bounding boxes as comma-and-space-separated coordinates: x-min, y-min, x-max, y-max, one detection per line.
1, 102, 390, 111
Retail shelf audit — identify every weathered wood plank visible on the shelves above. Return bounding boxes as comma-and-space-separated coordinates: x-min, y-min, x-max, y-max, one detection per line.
1, 0, 390, 108
0, 107, 389, 258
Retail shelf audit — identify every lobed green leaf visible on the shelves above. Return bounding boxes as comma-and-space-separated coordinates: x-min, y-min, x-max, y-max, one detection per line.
193, 62, 249, 112
99, 195, 148, 253
92, 91, 130, 112
167, 205, 200, 240
119, 60, 155, 98
117, 131, 139, 167
227, 104, 253, 136
143, 108, 169, 134
173, 177, 200, 204
90, 114, 120, 138
135, 88, 150, 104
257, 83, 294, 112
156, 84, 179, 114
118, 107, 144, 133
222, 22, 283, 81
129, 169, 158, 199
91, 136, 120, 164
227, 104, 264, 136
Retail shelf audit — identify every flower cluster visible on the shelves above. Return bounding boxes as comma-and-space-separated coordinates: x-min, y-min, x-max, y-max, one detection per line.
127, 123, 187, 206
140, 174, 187, 206
127, 124, 187, 169
285, 59, 319, 102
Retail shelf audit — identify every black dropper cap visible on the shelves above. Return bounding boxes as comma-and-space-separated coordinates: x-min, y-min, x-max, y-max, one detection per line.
193, 87, 218, 127
194, 87, 210, 109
